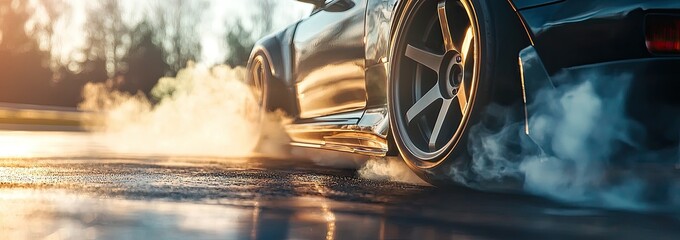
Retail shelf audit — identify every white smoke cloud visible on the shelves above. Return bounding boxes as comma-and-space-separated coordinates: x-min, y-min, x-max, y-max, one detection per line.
358, 157, 429, 186
461, 70, 680, 211
79, 63, 289, 158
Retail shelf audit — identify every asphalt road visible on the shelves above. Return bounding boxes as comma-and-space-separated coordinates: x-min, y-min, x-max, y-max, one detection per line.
1, 131, 679, 239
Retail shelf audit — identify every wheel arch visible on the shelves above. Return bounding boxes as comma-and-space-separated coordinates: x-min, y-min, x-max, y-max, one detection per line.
387, 0, 532, 94
249, 28, 293, 86
248, 25, 300, 116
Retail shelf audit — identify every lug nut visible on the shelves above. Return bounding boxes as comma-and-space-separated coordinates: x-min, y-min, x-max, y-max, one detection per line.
456, 56, 462, 63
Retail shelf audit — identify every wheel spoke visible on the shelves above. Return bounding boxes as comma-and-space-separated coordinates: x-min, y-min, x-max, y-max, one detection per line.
406, 44, 443, 73
437, 1, 456, 52
460, 27, 474, 64
406, 83, 442, 123
429, 99, 452, 151
456, 80, 468, 114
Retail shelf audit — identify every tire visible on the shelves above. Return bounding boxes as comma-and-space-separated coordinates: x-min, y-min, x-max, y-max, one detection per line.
246, 53, 282, 153
247, 53, 271, 120
388, 0, 528, 185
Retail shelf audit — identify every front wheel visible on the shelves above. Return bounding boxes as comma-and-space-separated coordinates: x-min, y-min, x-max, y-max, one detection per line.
247, 53, 281, 154
246, 53, 270, 125
388, 0, 527, 184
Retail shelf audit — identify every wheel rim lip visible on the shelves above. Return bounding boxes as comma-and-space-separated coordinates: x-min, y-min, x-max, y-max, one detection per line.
250, 56, 265, 106
248, 55, 268, 126
390, 0, 480, 168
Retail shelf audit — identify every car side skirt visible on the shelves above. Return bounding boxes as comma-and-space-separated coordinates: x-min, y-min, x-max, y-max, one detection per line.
286, 107, 390, 156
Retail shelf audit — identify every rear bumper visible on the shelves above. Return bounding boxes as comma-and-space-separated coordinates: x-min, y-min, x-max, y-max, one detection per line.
516, 0, 680, 74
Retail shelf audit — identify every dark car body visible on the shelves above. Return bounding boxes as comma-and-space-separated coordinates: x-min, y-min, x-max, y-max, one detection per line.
249, 0, 680, 156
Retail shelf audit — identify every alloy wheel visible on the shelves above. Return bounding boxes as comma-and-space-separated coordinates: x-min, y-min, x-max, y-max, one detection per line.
392, 0, 479, 167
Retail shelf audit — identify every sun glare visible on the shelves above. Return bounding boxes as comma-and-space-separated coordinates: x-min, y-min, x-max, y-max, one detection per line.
0, 132, 94, 158
0, 133, 38, 158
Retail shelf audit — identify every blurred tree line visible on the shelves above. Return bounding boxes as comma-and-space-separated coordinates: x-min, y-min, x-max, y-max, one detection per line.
0, 0, 279, 107
225, 0, 276, 67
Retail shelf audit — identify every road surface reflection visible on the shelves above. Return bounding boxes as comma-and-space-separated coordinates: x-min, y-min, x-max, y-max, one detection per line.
0, 189, 387, 239
1, 130, 679, 239
0, 131, 102, 158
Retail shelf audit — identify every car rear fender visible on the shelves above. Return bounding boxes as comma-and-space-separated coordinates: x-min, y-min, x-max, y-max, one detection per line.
250, 25, 297, 87
249, 24, 300, 116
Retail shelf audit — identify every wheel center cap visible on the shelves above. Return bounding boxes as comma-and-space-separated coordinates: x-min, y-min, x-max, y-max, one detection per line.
448, 63, 463, 88
438, 51, 463, 99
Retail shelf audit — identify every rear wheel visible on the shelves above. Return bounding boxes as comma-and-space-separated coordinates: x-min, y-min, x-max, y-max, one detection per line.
388, 0, 527, 184
247, 53, 280, 153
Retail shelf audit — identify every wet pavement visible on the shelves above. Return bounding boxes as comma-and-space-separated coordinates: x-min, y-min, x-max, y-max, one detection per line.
1, 131, 680, 239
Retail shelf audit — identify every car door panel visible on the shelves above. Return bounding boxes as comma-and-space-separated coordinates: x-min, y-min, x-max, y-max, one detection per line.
293, 0, 368, 119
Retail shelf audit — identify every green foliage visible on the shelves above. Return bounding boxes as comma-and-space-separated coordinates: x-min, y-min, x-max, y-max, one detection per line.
224, 20, 255, 67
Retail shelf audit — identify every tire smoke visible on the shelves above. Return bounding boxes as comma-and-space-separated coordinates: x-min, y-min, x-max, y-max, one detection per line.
358, 157, 429, 186
460, 70, 680, 211
79, 64, 290, 158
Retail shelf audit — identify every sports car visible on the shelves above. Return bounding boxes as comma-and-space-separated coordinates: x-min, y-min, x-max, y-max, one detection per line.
247, 0, 680, 184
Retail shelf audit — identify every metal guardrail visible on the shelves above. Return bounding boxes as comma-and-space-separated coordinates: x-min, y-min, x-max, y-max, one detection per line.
0, 103, 101, 130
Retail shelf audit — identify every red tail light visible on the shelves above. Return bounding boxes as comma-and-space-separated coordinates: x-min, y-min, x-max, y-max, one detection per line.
646, 15, 680, 54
